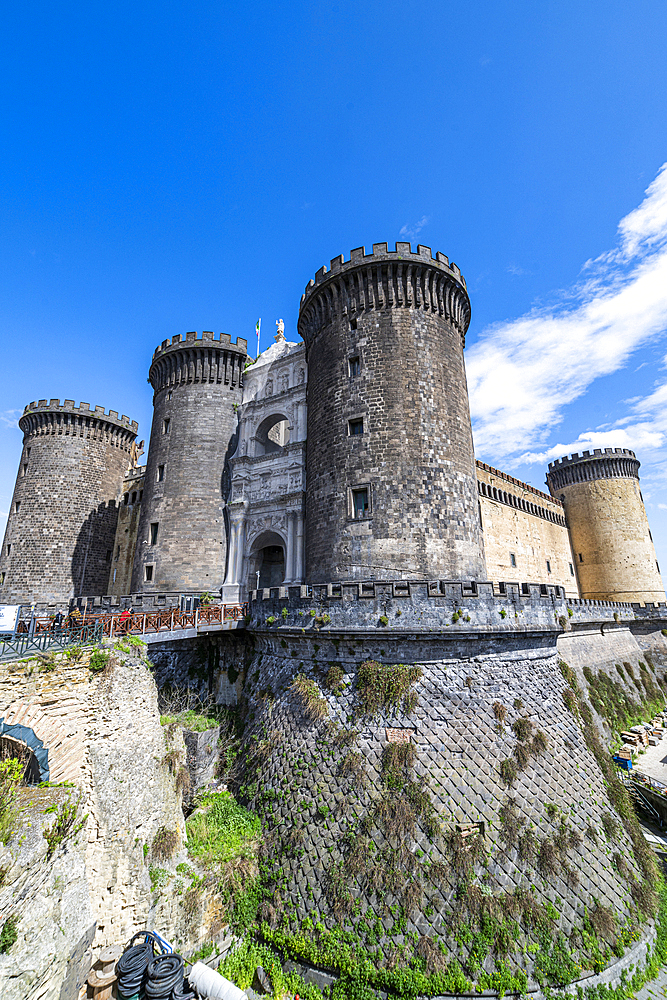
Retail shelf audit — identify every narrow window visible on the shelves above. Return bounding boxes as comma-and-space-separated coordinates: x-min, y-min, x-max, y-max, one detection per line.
578, 553, 583, 563
350, 318, 357, 330
657, 561, 661, 573
348, 418, 364, 436
131, 491, 137, 504
649, 529, 653, 541
569, 562, 574, 576
123, 493, 129, 506
26, 448, 31, 458
105, 550, 112, 563
14, 501, 20, 513
163, 418, 170, 434
546, 560, 552, 574
6, 544, 11, 556
157, 465, 165, 482
349, 356, 360, 378
139, 490, 143, 501
0, 572, 5, 585
21, 464, 27, 477
144, 565, 154, 582
509, 552, 516, 568
150, 522, 159, 545
352, 487, 369, 519
115, 545, 120, 561
167, 390, 173, 400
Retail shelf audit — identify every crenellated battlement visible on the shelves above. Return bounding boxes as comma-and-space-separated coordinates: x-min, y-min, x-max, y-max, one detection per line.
548, 447, 636, 470
302, 242, 465, 295
546, 448, 640, 492
21, 399, 138, 432
151, 331, 248, 361
297, 241, 471, 348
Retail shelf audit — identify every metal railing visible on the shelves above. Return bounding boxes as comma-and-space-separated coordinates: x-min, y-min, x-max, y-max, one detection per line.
14, 602, 248, 641
0, 622, 104, 662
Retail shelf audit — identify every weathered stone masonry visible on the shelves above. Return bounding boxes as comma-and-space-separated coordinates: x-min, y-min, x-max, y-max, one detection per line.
0, 400, 138, 605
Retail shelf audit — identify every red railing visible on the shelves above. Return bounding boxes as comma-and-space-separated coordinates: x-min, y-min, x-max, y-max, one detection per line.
17, 603, 248, 638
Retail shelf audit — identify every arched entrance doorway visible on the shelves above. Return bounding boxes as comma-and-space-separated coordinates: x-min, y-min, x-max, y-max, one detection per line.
247, 530, 286, 590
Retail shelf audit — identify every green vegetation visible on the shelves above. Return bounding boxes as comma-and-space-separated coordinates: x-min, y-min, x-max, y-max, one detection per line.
291, 673, 329, 721
88, 649, 110, 672
43, 797, 82, 857
160, 709, 220, 732
186, 790, 260, 908
0, 758, 23, 844
0, 914, 19, 953
582, 661, 665, 733
355, 660, 421, 717
151, 826, 179, 860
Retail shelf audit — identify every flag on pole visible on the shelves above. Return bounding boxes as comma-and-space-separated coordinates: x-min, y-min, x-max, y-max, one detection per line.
255, 318, 261, 358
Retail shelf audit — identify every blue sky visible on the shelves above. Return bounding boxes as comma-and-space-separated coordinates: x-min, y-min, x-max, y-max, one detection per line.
2, 1, 667, 587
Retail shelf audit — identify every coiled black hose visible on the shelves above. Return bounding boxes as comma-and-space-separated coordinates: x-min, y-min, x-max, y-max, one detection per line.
172, 979, 196, 1000
145, 954, 185, 999
116, 932, 156, 999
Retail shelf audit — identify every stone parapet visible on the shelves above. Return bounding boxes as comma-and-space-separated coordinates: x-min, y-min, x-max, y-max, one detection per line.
247, 578, 637, 632
21, 399, 138, 433
546, 448, 639, 491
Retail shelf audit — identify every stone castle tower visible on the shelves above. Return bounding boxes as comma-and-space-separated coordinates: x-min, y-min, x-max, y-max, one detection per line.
0, 399, 138, 605
131, 331, 247, 593
546, 448, 665, 603
298, 242, 486, 582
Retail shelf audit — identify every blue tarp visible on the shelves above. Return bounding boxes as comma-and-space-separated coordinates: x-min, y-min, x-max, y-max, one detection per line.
0, 719, 49, 781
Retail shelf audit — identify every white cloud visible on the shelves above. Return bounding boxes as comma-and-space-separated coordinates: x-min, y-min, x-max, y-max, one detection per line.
0, 410, 21, 429
399, 216, 429, 239
467, 163, 667, 462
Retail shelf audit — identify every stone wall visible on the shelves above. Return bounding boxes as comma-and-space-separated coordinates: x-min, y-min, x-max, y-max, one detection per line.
298, 243, 486, 583
231, 623, 653, 990
476, 462, 578, 599
108, 466, 145, 596
0, 400, 137, 606
132, 332, 247, 593
547, 450, 665, 604
0, 645, 226, 999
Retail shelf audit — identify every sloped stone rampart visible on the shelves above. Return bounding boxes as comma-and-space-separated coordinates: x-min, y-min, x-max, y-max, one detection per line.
235, 626, 653, 987
0, 646, 228, 999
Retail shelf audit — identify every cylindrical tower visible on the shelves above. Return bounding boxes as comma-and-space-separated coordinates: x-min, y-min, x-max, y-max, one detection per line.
0, 399, 138, 605
132, 331, 247, 593
297, 242, 486, 582
546, 448, 665, 603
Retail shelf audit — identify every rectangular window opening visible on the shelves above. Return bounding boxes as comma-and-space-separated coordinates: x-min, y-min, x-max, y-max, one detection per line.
352, 487, 369, 519
350, 318, 357, 330
144, 565, 154, 582
157, 465, 165, 482
579, 553, 583, 562
348, 356, 360, 378
163, 418, 170, 434
14, 502, 20, 514
348, 418, 364, 436
150, 522, 159, 545
6, 544, 11, 556
569, 562, 574, 576
509, 552, 516, 568
546, 560, 552, 574
105, 550, 112, 563
21, 464, 27, 477
26, 448, 31, 458
115, 545, 120, 560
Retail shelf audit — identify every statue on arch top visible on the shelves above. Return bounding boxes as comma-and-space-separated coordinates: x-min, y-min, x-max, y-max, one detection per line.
275, 318, 286, 342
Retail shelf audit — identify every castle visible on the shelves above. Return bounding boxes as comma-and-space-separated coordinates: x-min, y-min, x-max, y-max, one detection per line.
4, 244, 667, 997
0, 241, 663, 609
